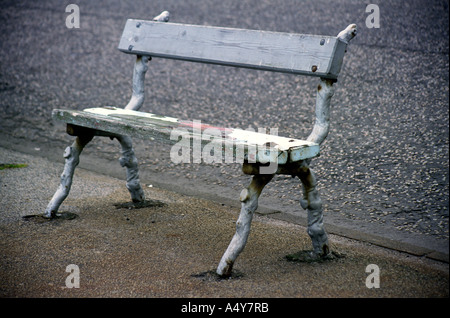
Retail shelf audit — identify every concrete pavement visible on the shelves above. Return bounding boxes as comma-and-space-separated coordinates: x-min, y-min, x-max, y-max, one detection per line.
1, 145, 448, 299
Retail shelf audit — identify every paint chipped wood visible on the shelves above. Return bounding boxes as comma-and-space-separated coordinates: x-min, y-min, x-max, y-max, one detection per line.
52, 107, 320, 164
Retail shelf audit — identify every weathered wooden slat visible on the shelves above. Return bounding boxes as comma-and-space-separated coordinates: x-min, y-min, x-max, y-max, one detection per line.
118, 20, 348, 79
52, 107, 320, 164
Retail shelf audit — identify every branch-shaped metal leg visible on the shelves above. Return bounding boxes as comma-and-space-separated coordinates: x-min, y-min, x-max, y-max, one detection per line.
297, 161, 329, 256
124, 55, 150, 111
44, 134, 93, 218
306, 78, 335, 146
115, 135, 145, 203
124, 11, 169, 112
217, 174, 274, 277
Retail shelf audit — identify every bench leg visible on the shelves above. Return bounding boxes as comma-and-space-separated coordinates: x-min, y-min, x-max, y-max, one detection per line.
297, 162, 330, 257
44, 134, 144, 218
44, 134, 94, 218
115, 135, 145, 203
216, 174, 273, 277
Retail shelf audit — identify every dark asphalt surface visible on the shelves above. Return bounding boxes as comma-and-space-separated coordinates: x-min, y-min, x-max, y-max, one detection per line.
0, 0, 449, 299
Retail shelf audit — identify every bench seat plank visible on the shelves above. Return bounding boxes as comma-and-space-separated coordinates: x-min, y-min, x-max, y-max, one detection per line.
52, 107, 319, 164
118, 20, 347, 79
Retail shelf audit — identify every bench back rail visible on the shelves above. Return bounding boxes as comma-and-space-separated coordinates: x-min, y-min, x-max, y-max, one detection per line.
119, 19, 351, 80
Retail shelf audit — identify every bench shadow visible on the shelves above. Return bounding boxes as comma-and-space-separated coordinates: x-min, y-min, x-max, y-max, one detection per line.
191, 269, 244, 282
22, 212, 78, 223
113, 199, 166, 209
285, 250, 345, 263
21, 199, 166, 223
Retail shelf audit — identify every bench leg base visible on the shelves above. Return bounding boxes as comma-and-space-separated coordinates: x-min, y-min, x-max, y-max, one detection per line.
116, 135, 145, 203
44, 132, 145, 218
297, 161, 330, 257
217, 160, 330, 277
44, 134, 93, 218
216, 174, 273, 278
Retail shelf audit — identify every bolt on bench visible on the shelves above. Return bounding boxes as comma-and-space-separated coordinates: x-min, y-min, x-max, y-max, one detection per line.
46, 11, 357, 277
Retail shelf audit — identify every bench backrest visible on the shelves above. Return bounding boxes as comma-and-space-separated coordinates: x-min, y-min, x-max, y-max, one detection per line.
118, 19, 350, 80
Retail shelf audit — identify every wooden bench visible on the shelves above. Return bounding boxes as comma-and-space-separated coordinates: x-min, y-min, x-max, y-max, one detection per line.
46, 11, 357, 277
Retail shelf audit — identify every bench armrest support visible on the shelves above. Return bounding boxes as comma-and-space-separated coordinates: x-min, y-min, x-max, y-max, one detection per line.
307, 24, 356, 145
124, 55, 150, 111
306, 78, 335, 145
124, 11, 170, 111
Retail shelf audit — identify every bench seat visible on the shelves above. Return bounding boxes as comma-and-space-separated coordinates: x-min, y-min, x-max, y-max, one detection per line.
53, 106, 320, 164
